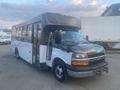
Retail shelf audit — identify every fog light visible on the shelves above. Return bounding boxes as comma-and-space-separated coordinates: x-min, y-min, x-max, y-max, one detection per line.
71, 61, 89, 66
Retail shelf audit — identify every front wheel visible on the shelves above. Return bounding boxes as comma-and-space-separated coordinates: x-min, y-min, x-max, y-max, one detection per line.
53, 61, 67, 82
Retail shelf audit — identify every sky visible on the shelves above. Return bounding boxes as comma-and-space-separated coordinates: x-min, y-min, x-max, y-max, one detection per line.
0, 0, 120, 29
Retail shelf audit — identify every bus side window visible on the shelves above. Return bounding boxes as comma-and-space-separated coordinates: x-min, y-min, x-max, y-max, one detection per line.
21, 27, 25, 41
20, 27, 22, 41
27, 25, 32, 42
16, 27, 19, 40
37, 24, 42, 44
14, 28, 17, 40
18, 27, 21, 41
12, 27, 16, 40
37, 23, 42, 39
26, 26, 29, 42
22, 26, 27, 42
34, 23, 41, 43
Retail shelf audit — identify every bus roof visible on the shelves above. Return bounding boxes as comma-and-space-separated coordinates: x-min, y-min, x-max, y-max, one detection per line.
13, 13, 81, 29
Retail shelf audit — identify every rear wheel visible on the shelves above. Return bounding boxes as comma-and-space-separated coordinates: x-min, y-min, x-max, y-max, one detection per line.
53, 61, 67, 82
15, 48, 20, 59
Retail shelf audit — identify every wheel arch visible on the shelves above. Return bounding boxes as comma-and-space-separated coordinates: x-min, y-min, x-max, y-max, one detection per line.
52, 57, 66, 71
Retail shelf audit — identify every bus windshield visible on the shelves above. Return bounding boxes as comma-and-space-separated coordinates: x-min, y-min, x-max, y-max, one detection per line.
61, 31, 88, 46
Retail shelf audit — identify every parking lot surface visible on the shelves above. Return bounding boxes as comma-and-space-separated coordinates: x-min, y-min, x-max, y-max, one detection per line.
0, 45, 120, 90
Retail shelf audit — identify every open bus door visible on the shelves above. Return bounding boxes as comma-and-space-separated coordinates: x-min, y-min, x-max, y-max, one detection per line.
46, 32, 53, 60
32, 24, 41, 65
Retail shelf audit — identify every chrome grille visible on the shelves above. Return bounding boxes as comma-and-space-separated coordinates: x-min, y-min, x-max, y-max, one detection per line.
88, 52, 104, 58
89, 56, 105, 66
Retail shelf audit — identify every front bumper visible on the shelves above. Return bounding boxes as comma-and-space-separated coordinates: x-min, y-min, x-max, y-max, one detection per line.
67, 62, 108, 78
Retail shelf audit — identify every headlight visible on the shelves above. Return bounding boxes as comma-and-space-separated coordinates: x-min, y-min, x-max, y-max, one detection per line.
72, 53, 88, 59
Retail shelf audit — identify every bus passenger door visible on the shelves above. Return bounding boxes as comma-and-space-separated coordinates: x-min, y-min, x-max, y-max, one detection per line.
32, 24, 41, 65
46, 32, 53, 60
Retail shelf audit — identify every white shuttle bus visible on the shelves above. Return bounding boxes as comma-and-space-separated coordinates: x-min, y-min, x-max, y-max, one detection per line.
11, 13, 108, 82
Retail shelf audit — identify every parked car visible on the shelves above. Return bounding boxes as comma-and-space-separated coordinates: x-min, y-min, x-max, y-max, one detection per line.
0, 35, 11, 44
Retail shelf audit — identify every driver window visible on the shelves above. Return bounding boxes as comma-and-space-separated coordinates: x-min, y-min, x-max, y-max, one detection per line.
55, 31, 61, 44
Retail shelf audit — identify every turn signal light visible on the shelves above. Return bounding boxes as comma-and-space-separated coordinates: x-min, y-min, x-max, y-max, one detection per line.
71, 61, 89, 66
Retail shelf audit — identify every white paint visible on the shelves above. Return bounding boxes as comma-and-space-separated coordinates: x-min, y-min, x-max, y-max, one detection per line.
12, 41, 72, 67
46, 48, 72, 67
39, 45, 72, 67
81, 16, 120, 42
112, 43, 120, 49
11, 40, 32, 64
39, 45, 47, 63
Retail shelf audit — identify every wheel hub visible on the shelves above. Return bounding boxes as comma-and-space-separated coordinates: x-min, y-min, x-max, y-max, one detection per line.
55, 65, 63, 78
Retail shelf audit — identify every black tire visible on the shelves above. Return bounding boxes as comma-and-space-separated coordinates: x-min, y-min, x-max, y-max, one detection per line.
15, 48, 20, 59
53, 61, 67, 82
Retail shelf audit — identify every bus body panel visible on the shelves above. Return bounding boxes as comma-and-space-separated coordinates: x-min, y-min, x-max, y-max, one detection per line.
39, 45, 47, 63
46, 48, 72, 67
12, 40, 32, 64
